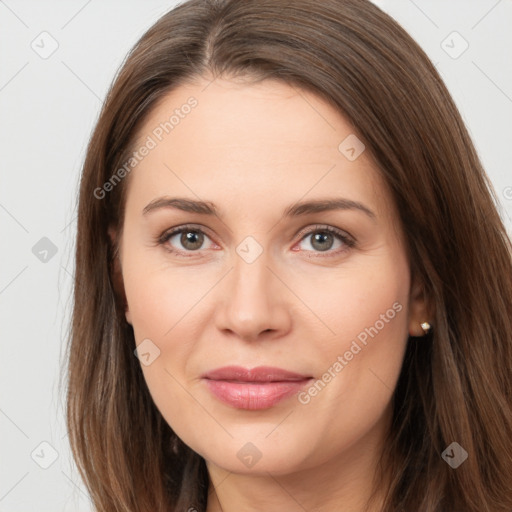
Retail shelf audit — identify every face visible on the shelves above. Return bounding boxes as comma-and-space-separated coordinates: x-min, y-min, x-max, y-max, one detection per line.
113, 76, 427, 477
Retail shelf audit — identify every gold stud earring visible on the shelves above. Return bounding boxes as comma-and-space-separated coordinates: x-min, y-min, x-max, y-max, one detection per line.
420, 321, 431, 335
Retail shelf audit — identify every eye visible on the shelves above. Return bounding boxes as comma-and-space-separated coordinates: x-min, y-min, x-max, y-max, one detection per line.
158, 224, 216, 256
294, 225, 355, 257
157, 223, 355, 258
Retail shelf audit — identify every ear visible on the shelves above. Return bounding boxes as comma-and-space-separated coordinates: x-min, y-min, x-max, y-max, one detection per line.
407, 273, 431, 337
108, 226, 132, 325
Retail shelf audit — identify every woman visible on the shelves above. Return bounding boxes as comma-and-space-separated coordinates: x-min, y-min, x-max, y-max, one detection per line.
65, 0, 512, 511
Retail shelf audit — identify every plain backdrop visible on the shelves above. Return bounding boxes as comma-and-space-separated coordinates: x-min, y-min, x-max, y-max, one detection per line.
0, 0, 511, 510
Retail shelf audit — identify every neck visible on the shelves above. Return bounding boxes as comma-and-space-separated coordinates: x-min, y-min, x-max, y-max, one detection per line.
205, 409, 392, 512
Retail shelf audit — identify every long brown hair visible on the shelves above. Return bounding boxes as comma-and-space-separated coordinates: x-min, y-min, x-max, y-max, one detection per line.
64, 0, 512, 510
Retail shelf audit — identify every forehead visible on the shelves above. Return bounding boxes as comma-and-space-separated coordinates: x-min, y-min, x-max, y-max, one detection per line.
124, 77, 394, 221
137, 76, 355, 158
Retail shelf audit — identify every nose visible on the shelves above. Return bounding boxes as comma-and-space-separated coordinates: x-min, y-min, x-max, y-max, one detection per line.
214, 250, 292, 342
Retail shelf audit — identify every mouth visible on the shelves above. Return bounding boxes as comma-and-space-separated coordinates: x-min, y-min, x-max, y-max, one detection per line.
201, 366, 313, 410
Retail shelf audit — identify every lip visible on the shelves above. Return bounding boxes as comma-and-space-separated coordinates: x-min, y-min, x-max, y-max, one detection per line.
201, 366, 313, 410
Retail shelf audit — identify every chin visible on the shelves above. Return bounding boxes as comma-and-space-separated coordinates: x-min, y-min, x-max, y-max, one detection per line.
194, 433, 315, 476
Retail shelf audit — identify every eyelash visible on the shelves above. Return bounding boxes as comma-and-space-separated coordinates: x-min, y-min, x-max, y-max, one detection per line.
157, 223, 356, 258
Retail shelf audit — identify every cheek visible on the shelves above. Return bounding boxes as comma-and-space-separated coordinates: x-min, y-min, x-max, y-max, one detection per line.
122, 261, 213, 443
123, 249, 213, 341
296, 257, 409, 349
122, 253, 224, 403
293, 251, 410, 404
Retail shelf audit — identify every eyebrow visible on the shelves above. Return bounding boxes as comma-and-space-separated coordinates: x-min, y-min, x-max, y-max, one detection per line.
142, 197, 376, 220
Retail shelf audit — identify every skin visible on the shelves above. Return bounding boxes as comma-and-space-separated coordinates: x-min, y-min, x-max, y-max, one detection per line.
112, 76, 429, 512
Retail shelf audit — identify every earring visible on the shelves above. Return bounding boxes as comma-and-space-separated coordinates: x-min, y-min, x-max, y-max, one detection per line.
420, 321, 431, 335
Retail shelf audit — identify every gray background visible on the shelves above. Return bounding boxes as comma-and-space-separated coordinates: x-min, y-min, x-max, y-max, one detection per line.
0, 0, 511, 510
